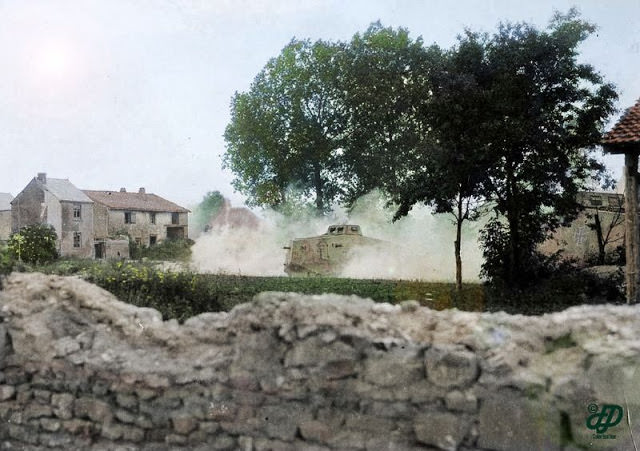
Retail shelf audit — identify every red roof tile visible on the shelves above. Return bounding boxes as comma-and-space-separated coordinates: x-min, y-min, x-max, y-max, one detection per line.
603, 98, 640, 147
83, 190, 189, 213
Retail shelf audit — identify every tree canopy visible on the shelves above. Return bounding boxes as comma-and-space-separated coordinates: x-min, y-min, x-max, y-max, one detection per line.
222, 10, 618, 287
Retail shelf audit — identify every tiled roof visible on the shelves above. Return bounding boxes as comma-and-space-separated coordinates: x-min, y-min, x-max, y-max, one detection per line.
41, 178, 94, 203
603, 98, 640, 146
0, 193, 13, 211
83, 190, 189, 213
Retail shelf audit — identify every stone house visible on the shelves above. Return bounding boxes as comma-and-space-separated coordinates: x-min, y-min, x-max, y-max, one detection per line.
540, 191, 625, 264
11, 173, 94, 258
0, 193, 13, 243
83, 188, 190, 252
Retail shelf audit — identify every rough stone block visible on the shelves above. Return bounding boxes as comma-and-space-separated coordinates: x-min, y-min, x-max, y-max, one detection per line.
445, 390, 478, 412
51, 392, 75, 419
477, 394, 562, 451
425, 345, 479, 388
23, 403, 53, 420
285, 336, 358, 367
363, 351, 423, 387
414, 411, 470, 451
0, 384, 15, 401
299, 420, 332, 443
40, 417, 61, 432
74, 396, 113, 423
261, 403, 312, 441
116, 393, 138, 409
171, 414, 198, 435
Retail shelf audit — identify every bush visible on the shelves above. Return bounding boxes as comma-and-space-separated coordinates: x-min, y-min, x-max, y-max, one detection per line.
130, 238, 194, 261
7, 224, 59, 265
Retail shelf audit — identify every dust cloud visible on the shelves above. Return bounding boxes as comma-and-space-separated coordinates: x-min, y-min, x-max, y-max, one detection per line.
190, 191, 485, 281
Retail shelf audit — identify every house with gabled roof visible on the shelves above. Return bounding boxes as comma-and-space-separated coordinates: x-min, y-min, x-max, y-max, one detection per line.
0, 193, 14, 242
83, 187, 190, 251
11, 173, 94, 257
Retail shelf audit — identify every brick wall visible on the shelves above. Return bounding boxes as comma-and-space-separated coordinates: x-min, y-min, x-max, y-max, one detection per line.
0, 272, 638, 450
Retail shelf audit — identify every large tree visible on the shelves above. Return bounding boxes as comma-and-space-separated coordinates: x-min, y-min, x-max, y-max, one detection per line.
338, 23, 435, 203
393, 36, 489, 290
471, 10, 617, 287
223, 39, 345, 214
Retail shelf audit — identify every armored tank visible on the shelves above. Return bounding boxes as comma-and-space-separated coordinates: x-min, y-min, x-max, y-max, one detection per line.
283, 224, 387, 276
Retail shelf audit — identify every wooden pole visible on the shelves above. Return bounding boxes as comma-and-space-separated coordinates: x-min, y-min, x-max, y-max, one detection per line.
624, 152, 640, 304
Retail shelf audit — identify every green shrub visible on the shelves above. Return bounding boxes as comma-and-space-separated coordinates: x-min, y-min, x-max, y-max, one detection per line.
7, 224, 58, 265
130, 238, 194, 261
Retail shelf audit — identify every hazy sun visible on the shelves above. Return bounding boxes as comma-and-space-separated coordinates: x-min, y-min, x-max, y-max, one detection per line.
34, 41, 74, 79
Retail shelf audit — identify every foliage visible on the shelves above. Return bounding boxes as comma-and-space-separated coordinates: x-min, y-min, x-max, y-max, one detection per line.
223, 39, 345, 214
15, 259, 621, 321
191, 191, 225, 234
7, 224, 59, 265
392, 34, 489, 290
461, 10, 618, 287
130, 238, 194, 262
338, 22, 436, 203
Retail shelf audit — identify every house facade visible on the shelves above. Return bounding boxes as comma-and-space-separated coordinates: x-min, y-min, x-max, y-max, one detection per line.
11, 173, 94, 258
83, 187, 190, 250
9, 174, 189, 259
0, 193, 13, 243
540, 191, 625, 264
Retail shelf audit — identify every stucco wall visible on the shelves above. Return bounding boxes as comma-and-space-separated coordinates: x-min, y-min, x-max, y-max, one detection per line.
107, 210, 186, 245
10, 179, 45, 233
0, 211, 11, 242
59, 201, 94, 258
0, 272, 638, 450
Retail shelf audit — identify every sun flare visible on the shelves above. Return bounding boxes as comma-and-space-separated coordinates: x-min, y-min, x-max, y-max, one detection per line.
35, 42, 74, 79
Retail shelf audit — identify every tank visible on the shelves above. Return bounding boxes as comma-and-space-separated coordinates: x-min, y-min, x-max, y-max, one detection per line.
283, 224, 387, 276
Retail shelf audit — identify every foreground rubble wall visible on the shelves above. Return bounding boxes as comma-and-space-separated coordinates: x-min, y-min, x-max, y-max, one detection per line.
0, 272, 639, 450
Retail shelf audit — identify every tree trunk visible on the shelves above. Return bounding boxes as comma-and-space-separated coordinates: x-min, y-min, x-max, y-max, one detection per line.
313, 164, 324, 214
593, 211, 606, 265
454, 195, 463, 292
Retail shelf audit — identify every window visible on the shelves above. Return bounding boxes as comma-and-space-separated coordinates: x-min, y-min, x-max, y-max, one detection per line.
150, 212, 156, 224
135, 237, 142, 245
73, 232, 81, 248
73, 204, 81, 219
149, 235, 157, 246
124, 211, 136, 224
171, 212, 179, 225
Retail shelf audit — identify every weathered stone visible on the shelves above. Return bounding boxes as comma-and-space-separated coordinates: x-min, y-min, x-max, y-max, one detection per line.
414, 412, 470, 451
74, 396, 113, 423
363, 348, 423, 387
116, 392, 138, 409
0, 384, 15, 400
261, 403, 312, 441
445, 390, 478, 412
23, 403, 53, 420
212, 434, 237, 450
477, 394, 562, 451
425, 345, 479, 388
285, 336, 358, 367
171, 414, 198, 435
40, 418, 61, 432
299, 420, 332, 443
1, 273, 640, 450
51, 392, 75, 419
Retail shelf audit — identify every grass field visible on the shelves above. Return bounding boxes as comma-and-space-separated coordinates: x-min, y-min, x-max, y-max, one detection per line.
8, 258, 625, 322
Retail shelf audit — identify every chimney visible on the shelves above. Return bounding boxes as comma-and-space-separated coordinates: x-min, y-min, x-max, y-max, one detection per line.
37, 173, 47, 184
139, 187, 146, 194
120, 187, 126, 192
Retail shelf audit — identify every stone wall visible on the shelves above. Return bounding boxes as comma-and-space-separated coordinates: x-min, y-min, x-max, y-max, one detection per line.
0, 272, 639, 450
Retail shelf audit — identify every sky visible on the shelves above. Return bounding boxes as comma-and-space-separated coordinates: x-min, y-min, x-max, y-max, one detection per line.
0, 0, 639, 209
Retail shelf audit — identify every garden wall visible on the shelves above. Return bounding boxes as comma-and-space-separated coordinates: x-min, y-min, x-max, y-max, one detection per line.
0, 272, 639, 450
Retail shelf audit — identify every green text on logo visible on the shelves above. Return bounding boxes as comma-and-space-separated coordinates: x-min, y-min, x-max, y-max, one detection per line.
586, 403, 623, 434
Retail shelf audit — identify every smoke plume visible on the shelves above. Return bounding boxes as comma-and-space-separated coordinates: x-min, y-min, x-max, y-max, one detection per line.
190, 191, 484, 281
